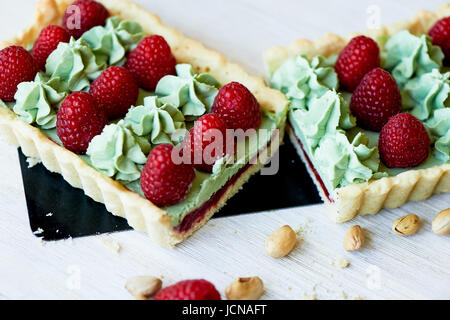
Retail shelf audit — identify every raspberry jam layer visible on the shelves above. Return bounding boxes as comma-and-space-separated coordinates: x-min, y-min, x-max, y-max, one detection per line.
288, 124, 332, 203
175, 162, 251, 233
174, 132, 277, 234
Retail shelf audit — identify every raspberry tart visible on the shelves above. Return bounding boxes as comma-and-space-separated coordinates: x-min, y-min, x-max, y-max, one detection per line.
265, 5, 450, 222
0, 0, 288, 246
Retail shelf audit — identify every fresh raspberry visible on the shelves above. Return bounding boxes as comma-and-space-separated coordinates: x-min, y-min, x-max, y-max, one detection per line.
89, 66, 139, 120
57, 92, 108, 154
62, 0, 109, 39
183, 114, 230, 173
212, 82, 262, 131
335, 35, 380, 91
155, 280, 221, 300
428, 17, 450, 61
379, 113, 430, 168
0, 46, 39, 102
141, 144, 195, 207
350, 68, 402, 132
32, 25, 70, 70
125, 35, 176, 91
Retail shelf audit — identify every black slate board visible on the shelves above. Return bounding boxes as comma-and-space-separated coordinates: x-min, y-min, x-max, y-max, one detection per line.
20, 137, 321, 241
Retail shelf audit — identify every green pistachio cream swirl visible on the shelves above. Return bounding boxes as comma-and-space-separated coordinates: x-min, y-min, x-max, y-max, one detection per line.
402, 69, 450, 121
124, 96, 186, 145
87, 95, 187, 182
383, 30, 444, 88
425, 108, 450, 162
45, 37, 105, 92
289, 90, 380, 190
81, 16, 145, 66
271, 54, 380, 190
314, 131, 381, 189
270, 55, 338, 110
86, 121, 151, 182
156, 64, 221, 118
13, 73, 67, 129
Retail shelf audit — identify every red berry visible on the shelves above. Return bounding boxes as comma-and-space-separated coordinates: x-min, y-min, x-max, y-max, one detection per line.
62, 0, 109, 39
57, 92, 108, 154
0, 46, 39, 102
155, 280, 221, 300
141, 144, 195, 207
350, 68, 402, 132
125, 35, 176, 91
212, 82, 262, 131
335, 35, 380, 91
183, 113, 230, 173
89, 66, 139, 120
428, 17, 450, 61
379, 113, 430, 168
32, 25, 70, 70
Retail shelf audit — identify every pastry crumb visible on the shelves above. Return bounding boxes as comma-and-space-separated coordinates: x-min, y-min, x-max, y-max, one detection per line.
99, 237, 122, 253
302, 283, 318, 300
333, 258, 350, 269
303, 293, 317, 300
293, 224, 306, 235
339, 291, 347, 300
26, 157, 41, 168
33, 228, 44, 235
293, 218, 312, 236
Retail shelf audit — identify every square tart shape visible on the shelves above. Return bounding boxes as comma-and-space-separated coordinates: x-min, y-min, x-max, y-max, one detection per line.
264, 4, 450, 223
0, 0, 289, 246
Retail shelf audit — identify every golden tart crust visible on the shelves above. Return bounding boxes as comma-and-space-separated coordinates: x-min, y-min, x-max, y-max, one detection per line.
265, 4, 450, 222
0, 0, 288, 246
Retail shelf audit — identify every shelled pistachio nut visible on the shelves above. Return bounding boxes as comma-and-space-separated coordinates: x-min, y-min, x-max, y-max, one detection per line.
392, 214, 420, 236
265, 225, 297, 258
125, 276, 162, 300
432, 209, 450, 236
344, 225, 364, 252
225, 277, 264, 300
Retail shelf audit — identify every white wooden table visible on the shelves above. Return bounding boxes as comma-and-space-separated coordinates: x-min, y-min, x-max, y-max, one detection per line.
0, 0, 449, 300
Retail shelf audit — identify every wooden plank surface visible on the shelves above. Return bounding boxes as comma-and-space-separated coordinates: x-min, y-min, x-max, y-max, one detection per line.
0, 0, 449, 300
